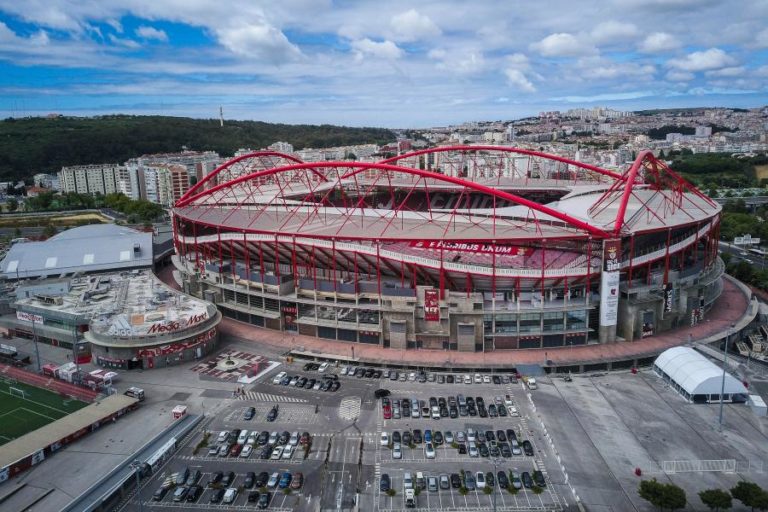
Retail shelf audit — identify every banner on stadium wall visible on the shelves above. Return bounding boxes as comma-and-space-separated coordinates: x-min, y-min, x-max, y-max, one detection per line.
599, 271, 620, 326
16, 311, 44, 324
603, 239, 622, 272
0, 467, 8, 483
409, 240, 532, 256
663, 283, 674, 313
424, 289, 440, 322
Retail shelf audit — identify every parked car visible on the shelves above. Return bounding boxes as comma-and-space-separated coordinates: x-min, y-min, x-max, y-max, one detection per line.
425, 443, 436, 459
380, 432, 390, 446
475, 472, 486, 489
521, 471, 534, 488
244, 471, 255, 488
392, 443, 402, 459
464, 471, 476, 490
291, 472, 304, 490
497, 471, 509, 489
152, 487, 168, 501
533, 470, 546, 487
266, 405, 279, 422
256, 471, 269, 487
267, 472, 280, 488
221, 471, 235, 486
186, 485, 202, 502
257, 492, 271, 509
240, 444, 253, 458
248, 490, 260, 503
380, 474, 391, 492
209, 488, 225, 503
523, 440, 534, 456
208, 471, 223, 486
278, 472, 292, 489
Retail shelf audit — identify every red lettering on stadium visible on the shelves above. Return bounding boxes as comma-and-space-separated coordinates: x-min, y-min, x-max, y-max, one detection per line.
147, 312, 208, 334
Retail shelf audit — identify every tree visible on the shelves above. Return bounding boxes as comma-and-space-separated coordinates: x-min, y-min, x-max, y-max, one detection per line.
6, 197, 17, 212
661, 483, 686, 510
699, 489, 732, 511
731, 481, 768, 511
639, 479, 665, 509
43, 223, 58, 238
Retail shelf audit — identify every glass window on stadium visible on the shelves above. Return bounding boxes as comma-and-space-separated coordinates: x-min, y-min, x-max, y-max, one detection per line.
360, 332, 380, 344
519, 313, 540, 333
358, 309, 380, 325
338, 329, 357, 342
543, 334, 564, 347
542, 312, 564, 332
494, 314, 517, 334
566, 310, 587, 330
338, 309, 356, 323
318, 326, 336, 340
518, 336, 541, 349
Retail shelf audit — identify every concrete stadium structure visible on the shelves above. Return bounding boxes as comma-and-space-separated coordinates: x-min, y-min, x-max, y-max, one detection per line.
171, 147, 723, 353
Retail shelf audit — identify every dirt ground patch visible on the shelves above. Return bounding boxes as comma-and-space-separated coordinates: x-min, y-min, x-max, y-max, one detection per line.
755, 164, 768, 182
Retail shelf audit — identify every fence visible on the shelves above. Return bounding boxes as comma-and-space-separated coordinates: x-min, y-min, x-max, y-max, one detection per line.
0, 363, 99, 402
661, 459, 736, 474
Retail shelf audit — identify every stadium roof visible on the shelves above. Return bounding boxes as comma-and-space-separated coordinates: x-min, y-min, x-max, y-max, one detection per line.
654, 347, 748, 398
0, 224, 152, 280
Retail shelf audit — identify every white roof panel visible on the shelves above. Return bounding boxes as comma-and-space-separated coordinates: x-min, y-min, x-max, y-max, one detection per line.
654, 346, 747, 397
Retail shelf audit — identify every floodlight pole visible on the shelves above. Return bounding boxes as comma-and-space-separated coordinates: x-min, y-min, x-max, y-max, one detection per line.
30, 315, 41, 373
718, 323, 736, 432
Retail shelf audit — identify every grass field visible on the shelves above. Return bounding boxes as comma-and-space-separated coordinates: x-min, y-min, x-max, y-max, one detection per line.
0, 379, 89, 446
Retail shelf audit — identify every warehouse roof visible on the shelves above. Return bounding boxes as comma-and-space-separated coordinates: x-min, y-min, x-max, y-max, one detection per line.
654, 346, 748, 398
0, 224, 152, 280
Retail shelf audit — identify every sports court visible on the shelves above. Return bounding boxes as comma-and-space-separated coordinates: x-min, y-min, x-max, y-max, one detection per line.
0, 378, 88, 446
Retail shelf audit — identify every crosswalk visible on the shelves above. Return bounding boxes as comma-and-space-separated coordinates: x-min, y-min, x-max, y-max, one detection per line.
338, 396, 361, 421
238, 391, 307, 403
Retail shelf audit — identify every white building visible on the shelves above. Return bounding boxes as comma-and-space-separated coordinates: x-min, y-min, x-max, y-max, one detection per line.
59, 164, 123, 195
268, 141, 294, 153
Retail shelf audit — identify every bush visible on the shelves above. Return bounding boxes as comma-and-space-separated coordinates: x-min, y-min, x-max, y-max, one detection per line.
386, 489, 396, 497
483, 486, 493, 495
283, 488, 292, 495
698, 488, 732, 511
531, 485, 544, 495
451, 442, 459, 449
507, 486, 519, 495
458, 486, 469, 495
731, 481, 768, 510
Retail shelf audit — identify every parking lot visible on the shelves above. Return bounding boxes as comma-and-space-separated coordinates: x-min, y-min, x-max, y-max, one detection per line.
124, 361, 566, 512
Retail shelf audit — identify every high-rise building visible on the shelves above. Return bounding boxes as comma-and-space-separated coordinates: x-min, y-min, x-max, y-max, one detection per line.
59, 164, 123, 195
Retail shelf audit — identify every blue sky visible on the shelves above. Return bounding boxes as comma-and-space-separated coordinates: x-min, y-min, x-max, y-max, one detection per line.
0, 0, 766, 127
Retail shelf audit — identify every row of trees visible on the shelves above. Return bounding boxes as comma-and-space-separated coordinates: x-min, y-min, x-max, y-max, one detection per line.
639, 479, 768, 511
12, 191, 165, 223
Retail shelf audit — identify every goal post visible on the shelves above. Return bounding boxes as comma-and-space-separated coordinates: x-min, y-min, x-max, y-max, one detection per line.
9, 387, 26, 399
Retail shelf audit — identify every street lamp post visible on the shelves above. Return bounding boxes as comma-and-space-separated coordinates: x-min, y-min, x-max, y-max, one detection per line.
130, 460, 144, 512
30, 316, 41, 373
718, 323, 736, 432
492, 458, 500, 512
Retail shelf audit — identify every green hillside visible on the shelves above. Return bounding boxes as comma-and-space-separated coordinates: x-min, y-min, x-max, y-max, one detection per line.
0, 115, 395, 182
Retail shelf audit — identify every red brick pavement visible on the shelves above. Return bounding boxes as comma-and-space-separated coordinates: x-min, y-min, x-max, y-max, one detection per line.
156, 264, 752, 367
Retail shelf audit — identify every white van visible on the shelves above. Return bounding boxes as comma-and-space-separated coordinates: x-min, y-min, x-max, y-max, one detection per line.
527, 377, 538, 390
403, 472, 413, 490
272, 371, 287, 384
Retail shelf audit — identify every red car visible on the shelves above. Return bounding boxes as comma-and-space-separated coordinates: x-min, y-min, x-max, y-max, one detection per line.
383, 405, 392, 419
229, 443, 243, 457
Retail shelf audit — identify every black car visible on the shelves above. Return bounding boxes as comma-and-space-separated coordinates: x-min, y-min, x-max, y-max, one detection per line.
466, 397, 475, 407
467, 406, 477, 417
402, 406, 411, 418
438, 397, 446, 407
489, 444, 500, 457
485, 430, 495, 442
244, 471, 255, 488
248, 490, 260, 503
478, 443, 489, 457
280, 375, 291, 385
278, 431, 290, 445
208, 471, 223, 486
476, 397, 485, 407
447, 375, 454, 384
402, 431, 412, 445
392, 431, 401, 444
364, 368, 375, 378
496, 430, 507, 442
380, 474, 391, 492
429, 397, 437, 407
433, 431, 443, 445
412, 429, 422, 444
186, 485, 202, 502
244, 407, 256, 420
521, 471, 534, 488
355, 367, 365, 377
478, 406, 488, 418
506, 429, 517, 442
373, 370, 382, 378
449, 406, 458, 418
500, 442, 512, 458
330, 381, 341, 392
418, 373, 427, 383
440, 406, 449, 418
221, 471, 235, 486
374, 389, 391, 399
497, 471, 509, 489
486, 472, 495, 487
523, 440, 534, 456
477, 431, 486, 443
533, 470, 546, 487
457, 443, 467, 454
437, 374, 445, 383
450, 473, 462, 488
498, 404, 508, 417
266, 405, 278, 422
210, 488, 225, 503
258, 431, 270, 445
297, 377, 308, 388
259, 446, 272, 459
257, 491, 271, 509
488, 404, 498, 417
492, 375, 501, 384
152, 487, 168, 501
256, 471, 270, 487
303, 363, 314, 371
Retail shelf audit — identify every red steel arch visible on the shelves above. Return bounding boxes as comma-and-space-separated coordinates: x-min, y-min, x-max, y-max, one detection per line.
178, 150, 309, 205
375, 145, 627, 181
177, 160, 612, 238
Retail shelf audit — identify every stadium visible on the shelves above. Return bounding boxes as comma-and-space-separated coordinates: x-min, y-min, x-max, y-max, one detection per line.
170, 146, 723, 352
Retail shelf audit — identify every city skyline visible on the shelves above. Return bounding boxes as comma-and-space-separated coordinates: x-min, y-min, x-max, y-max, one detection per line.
0, 0, 766, 127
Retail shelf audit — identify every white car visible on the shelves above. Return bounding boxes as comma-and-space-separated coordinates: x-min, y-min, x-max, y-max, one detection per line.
475, 472, 486, 489
271, 371, 287, 384
267, 472, 280, 488
483, 375, 491, 384
474, 373, 482, 383
217, 431, 228, 443
468, 442, 479, 457
319, 362, 329, 373
269, 431, 278, 444
392, 442, 402, 459
246, 432, 258, 446
223, 488, 238, 504
504, 395, 514, 407
467, 428, 476, 442
444, 431, 454, 444
270, 446, 284, 460
380, 432, 390, 446
282, 445, 294, 459
313, 381, 322, 390
237, 429, 249, 445
425, 443, 436, 459
341, 366, 350, 375
408, 372, 417, 381
464, 374, 472, 384
511, 440, 522, 455
240, 444, 253, 458
508, 405, 519, 416
289, 432, 300, 446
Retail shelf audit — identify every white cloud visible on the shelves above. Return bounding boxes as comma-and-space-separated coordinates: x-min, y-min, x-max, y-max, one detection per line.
667, 48, 736, 71
705, 66, 746, 77
590, 21, 639, 44
665, 70, 694, 81
136, 25, 168, 42
108, 34, 140, 49
390, 9, 440, 42
638, 32, 681, 53
504, 69, 535, 92
351, 38, 403, 61
530, 33, 596, 57
755, 28, 768, 48
429, 48, 486, 75
216, 24, 302, 62
756, 65, 768, 77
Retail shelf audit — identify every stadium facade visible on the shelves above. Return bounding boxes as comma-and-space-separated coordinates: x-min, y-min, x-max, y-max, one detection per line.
171, 146, 723, 352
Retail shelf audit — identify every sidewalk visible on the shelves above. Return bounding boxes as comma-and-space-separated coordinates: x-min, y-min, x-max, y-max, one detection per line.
157, 264, 755, 368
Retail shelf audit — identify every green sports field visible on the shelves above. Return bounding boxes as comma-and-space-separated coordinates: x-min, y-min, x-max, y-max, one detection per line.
0, 379, 89, 446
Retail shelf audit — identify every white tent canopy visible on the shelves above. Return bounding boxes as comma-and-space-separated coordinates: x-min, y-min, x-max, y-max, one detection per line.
654, 346, 748, 403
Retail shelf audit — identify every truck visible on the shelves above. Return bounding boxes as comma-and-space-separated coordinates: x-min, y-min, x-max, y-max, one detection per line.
124, 386, 145, 401
404, 488, 416, 508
